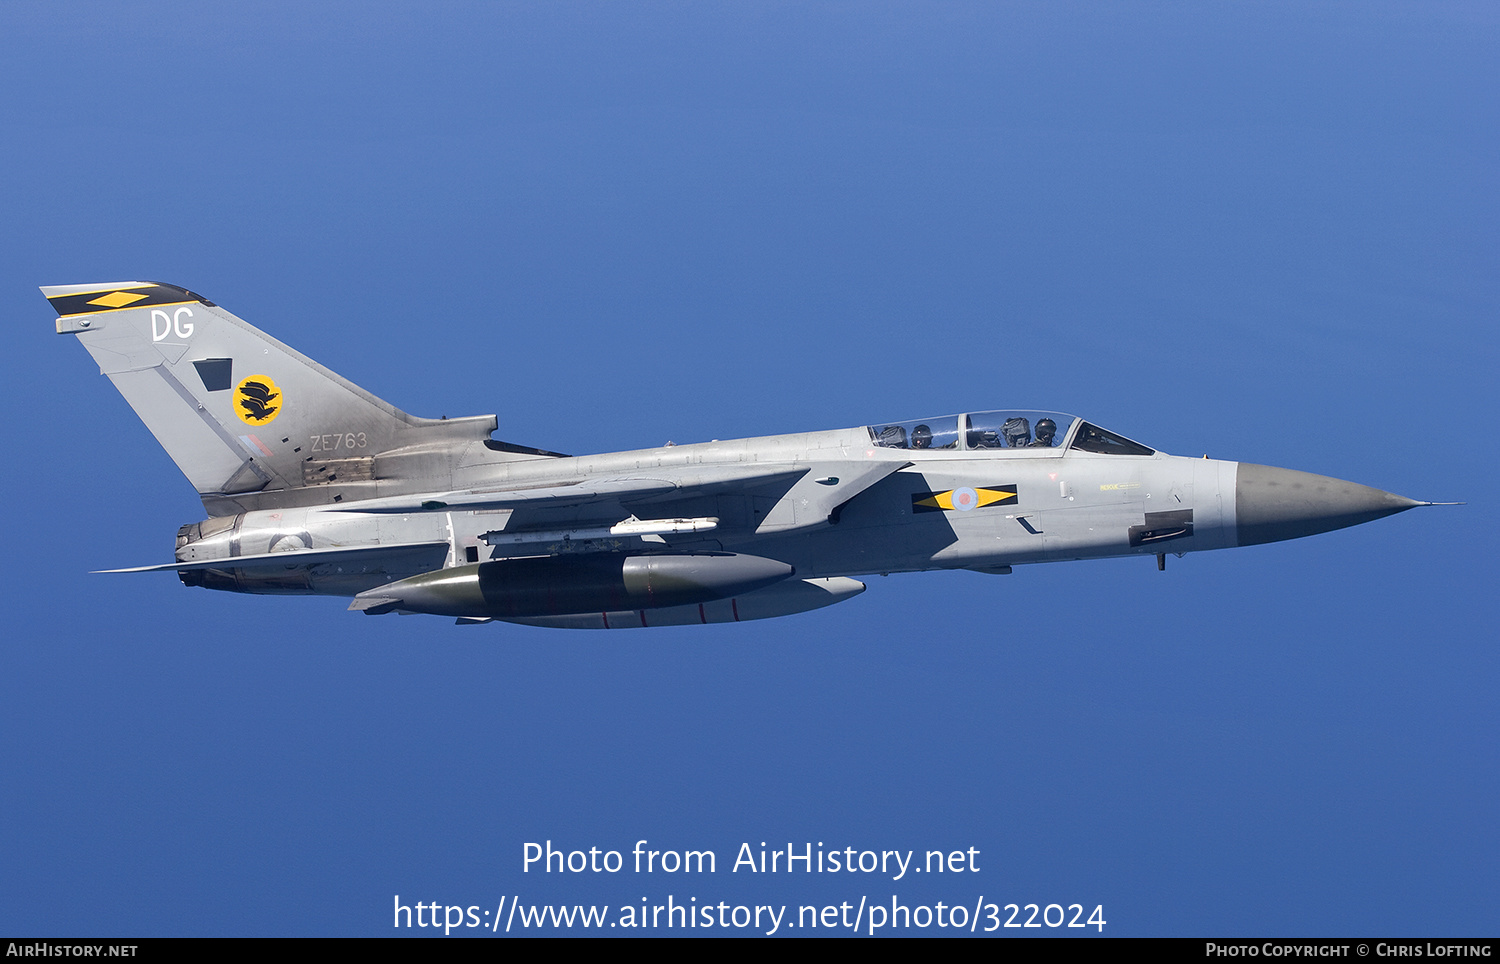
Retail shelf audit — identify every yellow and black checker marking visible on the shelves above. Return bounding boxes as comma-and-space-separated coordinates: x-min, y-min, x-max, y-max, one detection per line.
45, 282, 211, 318
912, 484, 1018, 513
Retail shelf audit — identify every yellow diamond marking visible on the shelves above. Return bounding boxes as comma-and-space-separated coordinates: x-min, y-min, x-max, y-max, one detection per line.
87, 290, 149, 308
975, 488, 1017, 508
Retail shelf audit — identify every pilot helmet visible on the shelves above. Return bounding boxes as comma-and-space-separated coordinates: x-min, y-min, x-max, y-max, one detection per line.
912, 424, 933, 448
1035, 418, 1057, 443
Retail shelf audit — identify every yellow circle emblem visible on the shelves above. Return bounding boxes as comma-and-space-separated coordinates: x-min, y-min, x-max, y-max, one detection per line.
234, 375, 283, 426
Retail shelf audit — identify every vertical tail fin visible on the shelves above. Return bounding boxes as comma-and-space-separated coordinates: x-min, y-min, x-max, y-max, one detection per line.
46, 282, 497, 513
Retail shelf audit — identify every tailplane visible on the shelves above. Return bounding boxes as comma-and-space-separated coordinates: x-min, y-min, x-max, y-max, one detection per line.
46, 282, 499, 514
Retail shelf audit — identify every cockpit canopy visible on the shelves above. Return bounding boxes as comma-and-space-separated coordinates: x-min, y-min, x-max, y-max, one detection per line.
866, 411, 1155, 456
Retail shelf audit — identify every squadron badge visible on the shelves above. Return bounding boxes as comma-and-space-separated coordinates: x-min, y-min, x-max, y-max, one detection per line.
234, 375, 283, 425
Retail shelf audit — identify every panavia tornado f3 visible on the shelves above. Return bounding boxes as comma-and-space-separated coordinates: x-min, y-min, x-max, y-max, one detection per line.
46, 281, 1448, 629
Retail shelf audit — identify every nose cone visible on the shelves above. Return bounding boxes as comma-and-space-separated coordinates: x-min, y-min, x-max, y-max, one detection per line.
1235, 463, 1422, 547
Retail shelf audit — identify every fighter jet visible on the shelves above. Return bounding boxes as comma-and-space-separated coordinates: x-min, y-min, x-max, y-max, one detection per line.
45, 281, 1446, 629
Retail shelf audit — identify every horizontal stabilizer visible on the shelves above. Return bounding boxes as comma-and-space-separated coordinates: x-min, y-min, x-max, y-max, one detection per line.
96, 540, 451, 573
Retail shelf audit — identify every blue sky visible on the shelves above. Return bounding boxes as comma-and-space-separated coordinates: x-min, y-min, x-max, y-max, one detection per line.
1, 1, 1494, 937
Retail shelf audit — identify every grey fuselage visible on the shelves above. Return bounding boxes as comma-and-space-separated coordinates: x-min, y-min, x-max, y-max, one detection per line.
46, 282, 1425, 628
172, 419, 1408, 597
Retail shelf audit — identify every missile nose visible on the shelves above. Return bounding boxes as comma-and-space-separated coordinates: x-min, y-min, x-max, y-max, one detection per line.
1235, 463, 1423, 547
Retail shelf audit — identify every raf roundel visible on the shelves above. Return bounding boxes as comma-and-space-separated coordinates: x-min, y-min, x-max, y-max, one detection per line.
234, 375, 283, 426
